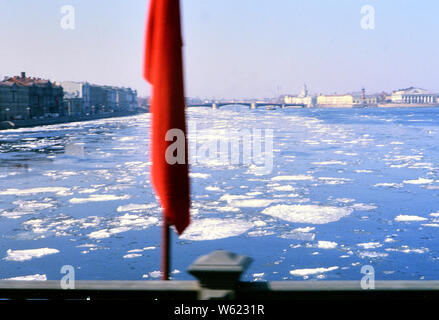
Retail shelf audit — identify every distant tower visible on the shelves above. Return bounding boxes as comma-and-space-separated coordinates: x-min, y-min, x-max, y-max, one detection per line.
299, 84, 308, 98
361, 87, 366, 106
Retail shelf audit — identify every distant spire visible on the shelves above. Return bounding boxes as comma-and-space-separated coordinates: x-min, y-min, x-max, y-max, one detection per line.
299, 84, 308, 97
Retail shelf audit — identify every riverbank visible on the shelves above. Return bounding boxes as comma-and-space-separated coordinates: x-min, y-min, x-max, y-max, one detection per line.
0, 109, 148, 130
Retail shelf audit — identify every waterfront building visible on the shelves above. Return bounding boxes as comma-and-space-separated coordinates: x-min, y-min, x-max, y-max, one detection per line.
64, 82, 138, 114
316, 94, 354, 107
391, 87, 437, 105
283, 84, 316, 107
62, 81, 91, 115
115, 87, 138, 111
0, 72, 63, 120
0, 81, 30, 120
351, 90, 380, 106
284, 95, 315, 107
102, 86, 117, 112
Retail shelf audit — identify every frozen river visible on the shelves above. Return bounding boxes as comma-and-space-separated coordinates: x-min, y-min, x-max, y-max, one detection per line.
1, 106, 439, 282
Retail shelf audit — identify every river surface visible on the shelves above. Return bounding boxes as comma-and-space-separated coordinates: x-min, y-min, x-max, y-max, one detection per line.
1, 107, 439, 281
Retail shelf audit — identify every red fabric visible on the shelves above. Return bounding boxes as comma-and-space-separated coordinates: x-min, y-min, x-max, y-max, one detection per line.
144, 0, 190, 234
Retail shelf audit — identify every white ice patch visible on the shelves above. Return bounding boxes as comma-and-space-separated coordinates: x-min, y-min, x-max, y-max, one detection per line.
395, 215, 428, 222
3, 274, 47, 281
229, 199, 273, 208
318, 177, 352, 185
421, 223, 439, 228
205, 186, 222, 192
2, 199, 57, 219
262, 205, 353, 224
189, 172, 210, 179
218, 194, 253, 206
216, 206, 240, 213
78, 188, 98, 194
317, 241, 338, 249
117, 203, 157, 212
403, 178, 433, 185
0, 187, 71, 196
271, 185, 296, 192
357, 242, 382, 249
312, 161, 347, 166
123, 253, 142, 259
271, 175, 313, 181
180, 218, 253, 241
335, 198, 355, 204
289, 266, 339, 277
358, 251, 388, 259
351, 203, 377, 211
4, 248, 60, 262
69, 194, 130, 204
385, 246, 428, 254
280, 227, 315, 241
87, 214, 159, 239
374, 183, 403, 188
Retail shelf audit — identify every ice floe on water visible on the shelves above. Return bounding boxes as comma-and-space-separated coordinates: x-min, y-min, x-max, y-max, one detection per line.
180, 218, 253, 241
0, 187, 71, 196
228, 199, 274, 208
373, 182, 403, 188
69, 194, 131, 204
123, 253, 142, 259
316, 241, 338, 249
394, 215, 428, 222
317, 177, 352, 185
216, 206, 240, 213
1, 199, 57, 219
279, 227, 315, 241
219, 194, 251, 204
358, 251, 388, 259
385, 246, 428, 254
3, 274, 47, 281
87, 214, 159, 239
355, 169, 373, 173
189, 172, 211, 179
271, 185, 296, 192
289, 266, 339, 277
4, 248, 60, 262
311, 161, 347, 166
262, 205, 353, 224
403, 178, 433, 185
350, 203, 377, 211
357, 242, 382, 249
205, 186, 222, 192
271, 175, 313, 181
116, 203, 157, 212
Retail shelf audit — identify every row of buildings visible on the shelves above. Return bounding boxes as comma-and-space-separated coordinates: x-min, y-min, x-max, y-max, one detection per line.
283, 85, 439, 108
0, 73, 138, 121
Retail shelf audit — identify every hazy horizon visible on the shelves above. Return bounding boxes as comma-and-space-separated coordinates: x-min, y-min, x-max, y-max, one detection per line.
1, 0, 438, 99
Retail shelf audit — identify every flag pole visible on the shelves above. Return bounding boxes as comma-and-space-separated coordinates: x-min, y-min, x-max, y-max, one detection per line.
161, 221, 170, 280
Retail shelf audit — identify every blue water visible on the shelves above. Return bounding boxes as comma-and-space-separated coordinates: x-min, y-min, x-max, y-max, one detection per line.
1, 107, 439, 281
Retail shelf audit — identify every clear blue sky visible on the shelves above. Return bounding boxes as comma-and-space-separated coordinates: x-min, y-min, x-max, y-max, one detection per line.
0, 0, 438, 99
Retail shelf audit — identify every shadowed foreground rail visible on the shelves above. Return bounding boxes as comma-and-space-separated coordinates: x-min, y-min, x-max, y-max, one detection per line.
1, 251, 439, 300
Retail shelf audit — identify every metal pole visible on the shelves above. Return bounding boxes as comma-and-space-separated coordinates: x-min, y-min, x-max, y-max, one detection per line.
161, 222, 170, 280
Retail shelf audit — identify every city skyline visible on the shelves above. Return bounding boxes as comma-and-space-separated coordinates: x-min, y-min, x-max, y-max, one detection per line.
1, 0, 439, 99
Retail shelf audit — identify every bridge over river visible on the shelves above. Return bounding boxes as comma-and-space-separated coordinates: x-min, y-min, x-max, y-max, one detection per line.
186, 101, 305, 109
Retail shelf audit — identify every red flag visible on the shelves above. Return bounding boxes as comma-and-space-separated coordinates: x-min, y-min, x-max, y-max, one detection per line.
144, 0, 190, 234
